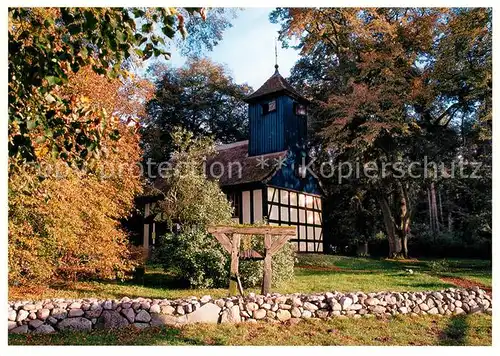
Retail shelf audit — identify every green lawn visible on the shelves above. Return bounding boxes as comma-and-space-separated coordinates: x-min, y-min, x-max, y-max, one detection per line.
9, 255, 491, 301
8, 314, 492, 346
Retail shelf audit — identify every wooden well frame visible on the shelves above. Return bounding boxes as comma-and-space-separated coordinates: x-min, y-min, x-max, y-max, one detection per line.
207, 225, 296, 295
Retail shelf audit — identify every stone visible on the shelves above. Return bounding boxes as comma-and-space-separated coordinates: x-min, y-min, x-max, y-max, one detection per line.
151, 314, 187, 326
133, 323, 150, 329
278, 304, 292, 310
246, 318, 257, 323
266, 311, 276, 319
28, 312, 37, 320
225, 301, 234, 308
37, 309, 50, 320
69, 302, 82, 309
428, 307, 439, 315
455, 300, 463, 308
419, 303, 429, 311
84, 306, 103, 318
103, 300, 113, 310
176, 305, 185, 315
200, 295, 211, 304
398, 307, 408, 314
149, 304, 160, 314
220, 305, 241, 323
331, 310, 341, 316
23, 304, 36, 311
97, 310, 129, 329
135, 310, 151, 323
161, 305, 175, 315
365, 298, 380, 306
261, 303, 271, 310
68, 309, 84, 317
47, 316, 58, 325
276, 309, 291, 321
371, 306, 386, 314
253, 309, 267, 320
350, 304, 363, 310
340, 297, 353, 310
331, 303, 342, 311
140, 302, 151, 310
215, 299, 225, 308
291, 298, 302, 306
29, 319, 44, 329
246, 302, 259, 312
121, 308, 135, 323
8, 321, 17, 330
8, 310, 16, 321
303, 302, 318, 311
302, 310, 312, 319
186, 303, 221, 323
10, 325, 28, 334
58, 317, 92, 332
16, 309, 29, 322
291, 307, 301, 318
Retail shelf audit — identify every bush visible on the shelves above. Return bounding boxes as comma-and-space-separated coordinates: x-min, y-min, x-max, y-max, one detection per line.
152, 227, 228, 289
152, 228, 296, 289
239, 235, 295, 288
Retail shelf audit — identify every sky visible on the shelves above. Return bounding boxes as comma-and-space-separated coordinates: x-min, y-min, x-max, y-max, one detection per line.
164, 8, 301, 90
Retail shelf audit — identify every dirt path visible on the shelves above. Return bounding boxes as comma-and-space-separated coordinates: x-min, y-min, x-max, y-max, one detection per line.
438, 276, 492, 295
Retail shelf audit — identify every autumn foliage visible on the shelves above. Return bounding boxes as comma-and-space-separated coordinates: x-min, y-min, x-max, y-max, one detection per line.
8, 67, 146, 285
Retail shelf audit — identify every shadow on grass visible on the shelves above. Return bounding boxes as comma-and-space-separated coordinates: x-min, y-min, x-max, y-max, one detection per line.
8, 326, 221, 346
438, 314, 468, 346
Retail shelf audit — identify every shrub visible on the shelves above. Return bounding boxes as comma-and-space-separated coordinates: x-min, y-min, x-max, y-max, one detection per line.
153, 228, 296, 289
152, 227, 229, 289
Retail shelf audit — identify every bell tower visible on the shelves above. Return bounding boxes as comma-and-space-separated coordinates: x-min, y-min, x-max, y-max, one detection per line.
244, 65, 309, 156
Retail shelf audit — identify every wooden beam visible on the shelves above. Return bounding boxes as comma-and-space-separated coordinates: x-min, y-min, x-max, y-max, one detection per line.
229, 233, 241, 296
211, 232, 232, 253
208, 226, 295, 236
268, 235, 291, 256
261, 234, 272, 295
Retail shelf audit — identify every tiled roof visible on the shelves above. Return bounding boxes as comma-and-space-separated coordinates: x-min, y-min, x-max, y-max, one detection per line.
205, 140, 287, 187
244, 66, 308, 103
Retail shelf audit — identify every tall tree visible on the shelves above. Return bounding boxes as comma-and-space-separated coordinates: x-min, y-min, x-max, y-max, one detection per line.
142, 57, 252, 165
272, 8, 491, 257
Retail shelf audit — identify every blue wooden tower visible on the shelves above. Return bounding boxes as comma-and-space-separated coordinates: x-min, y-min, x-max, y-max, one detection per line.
244, 64, 309, 156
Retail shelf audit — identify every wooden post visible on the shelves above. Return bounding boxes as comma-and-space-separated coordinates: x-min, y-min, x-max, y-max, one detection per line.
229, 233, 241, 296
261, 234, 272, 295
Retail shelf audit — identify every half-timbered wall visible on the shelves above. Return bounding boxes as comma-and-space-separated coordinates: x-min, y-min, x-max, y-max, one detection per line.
266, 186, 323, 253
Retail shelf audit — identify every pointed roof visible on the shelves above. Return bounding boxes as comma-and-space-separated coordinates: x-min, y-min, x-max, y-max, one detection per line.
244, 65, 309, 104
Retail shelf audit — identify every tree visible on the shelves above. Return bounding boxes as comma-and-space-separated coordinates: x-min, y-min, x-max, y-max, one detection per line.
272, 8, 491, 257
142, 58, 252, 165
8, 7, 204, 165
151, 127, 233, 228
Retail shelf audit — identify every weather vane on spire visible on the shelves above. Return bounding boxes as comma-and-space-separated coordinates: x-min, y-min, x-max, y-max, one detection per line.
274, 37, 279, 73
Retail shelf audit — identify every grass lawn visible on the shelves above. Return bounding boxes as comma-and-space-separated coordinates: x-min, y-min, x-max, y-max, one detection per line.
9, 255, 492, 301
8, 314, 492, 346
8, 255, 492, 346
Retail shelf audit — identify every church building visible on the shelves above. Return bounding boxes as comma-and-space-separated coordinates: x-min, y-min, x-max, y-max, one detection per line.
206, 64, 324, 253
140, 65, 324, 253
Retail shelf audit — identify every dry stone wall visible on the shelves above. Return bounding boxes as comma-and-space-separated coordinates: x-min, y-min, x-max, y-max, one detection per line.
8, 287, 492, 334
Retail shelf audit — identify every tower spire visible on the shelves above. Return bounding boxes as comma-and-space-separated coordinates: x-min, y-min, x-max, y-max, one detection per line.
274, 37, 279, 73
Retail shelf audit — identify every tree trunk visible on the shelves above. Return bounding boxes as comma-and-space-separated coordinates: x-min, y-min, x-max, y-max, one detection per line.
427, 187, 433, 232
430, 182, 440, 232
397, 182, 411, 258
377, 193, 402, 258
